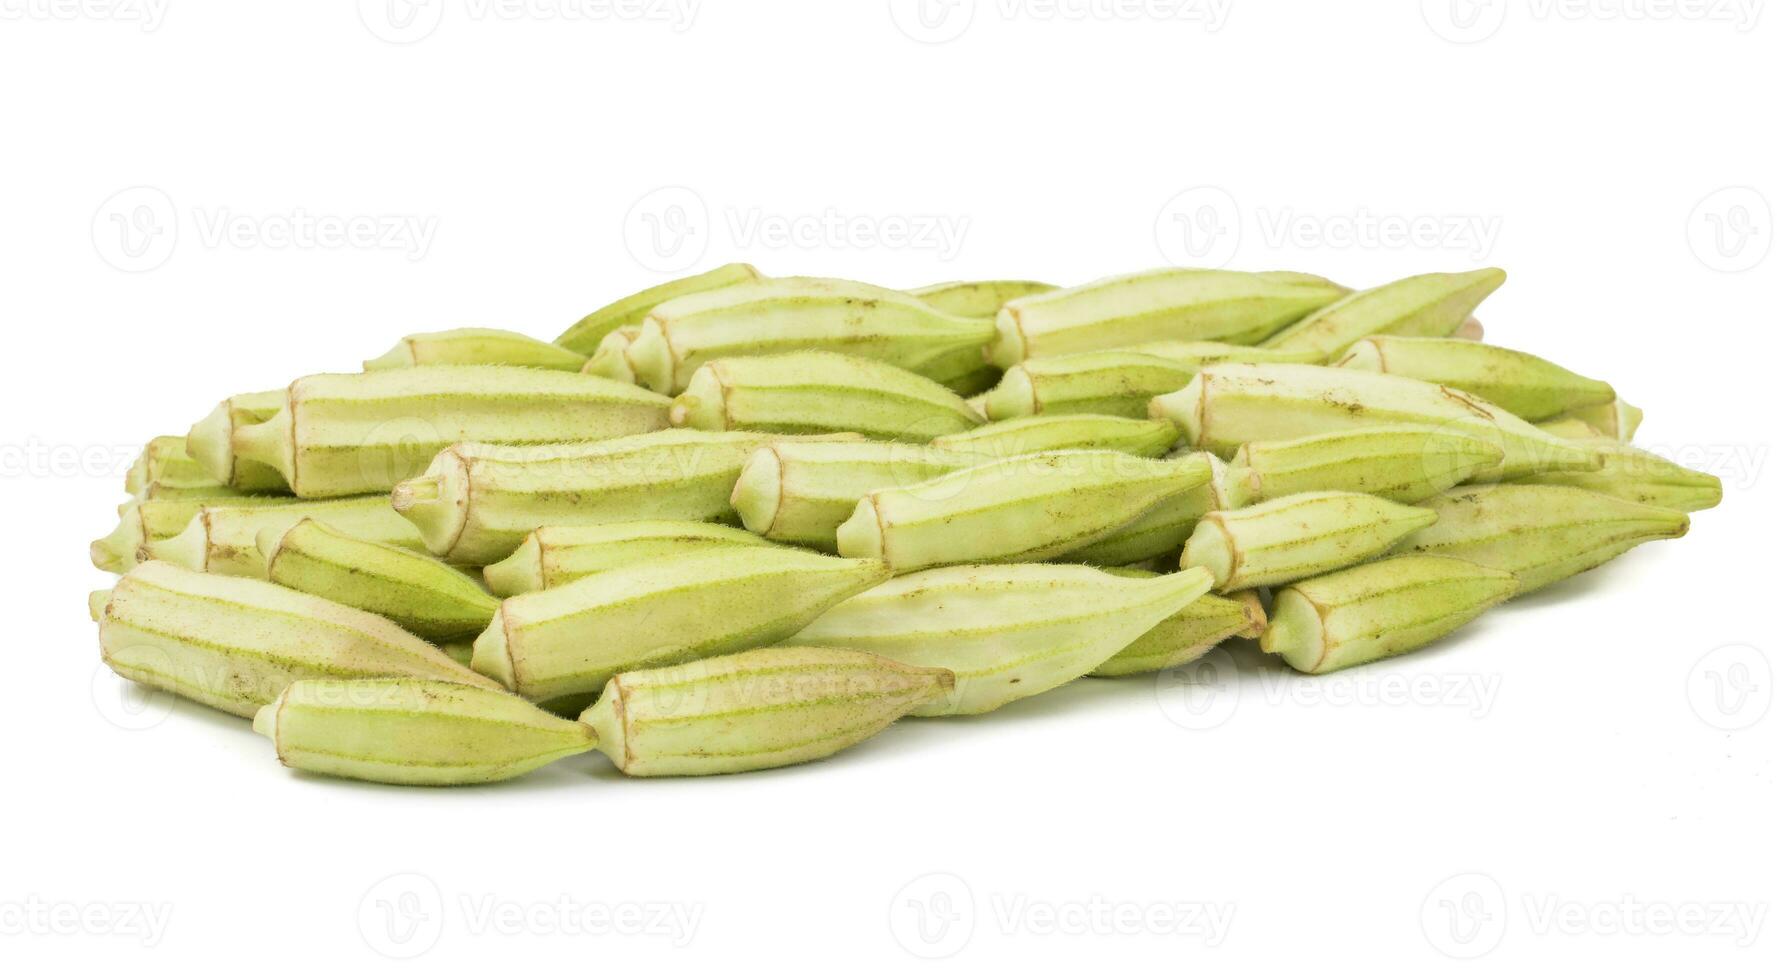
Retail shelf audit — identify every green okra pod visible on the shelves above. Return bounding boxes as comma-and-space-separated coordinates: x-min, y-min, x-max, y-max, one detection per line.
96, 561, 503, 719
670, 352, 984, 442
255, 678, 595, 786
482, 521, 782, 596
579, 647, 953, 776
364, 328, 587, 372
555, 262, 763, 356
1392, 484, 1690, 594
260, 518, 500, 640
1260, 555, 1517, 674
470, 549, 890, 703
792, 564, 1214, 715
229, 366, 672, 499
988, 268, 1349, 367
1335, 336, 1615, 421
1261, 268, 1507, 361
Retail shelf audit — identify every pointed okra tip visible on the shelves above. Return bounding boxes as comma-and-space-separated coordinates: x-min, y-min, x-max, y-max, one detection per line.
361, 340, 417, 371
985, 305, 1028, 369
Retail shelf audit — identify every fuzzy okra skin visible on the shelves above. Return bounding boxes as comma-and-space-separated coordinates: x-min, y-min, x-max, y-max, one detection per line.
144, 496, 426, 578
1392, 484, 1690, 594
731, 440, 985, 550
255, 679, 595, 786
392, 430, 851, 566
363, 328, 587, 372
579, 647, 953, 777
260, 519, 499, 640
1092, 578, 1266, 677
792, 564, 1214, 715
987, 268, 1349, 367
907, 279, 1058, 318
1260, 555, 1518, 674
471, 549, 891, 703
187, 389, 290, 491
1182, 491, 1440, 592
554, 262, 763, 356
229, 366, 672, 499
1513, 438, 1722, 512
1222, 425, 1503, 508
96, 561, 504, 719
93, 495, 299, 573
930, 415, 1180, 458
1335, 336, 1616, 421
1545, 398, 1644, 441
1057, 452, 1230, 566
981, 342, 1323, 420
1261, 268, 1507, 361
624, 277, 998, 394
483, 521, 783, 596
1151, 363, 1602, 481
671, 352, 984, 442
837, 450, 1214, 571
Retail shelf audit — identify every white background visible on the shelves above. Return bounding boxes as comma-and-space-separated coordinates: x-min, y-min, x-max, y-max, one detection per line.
2, 0, 1772, 975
